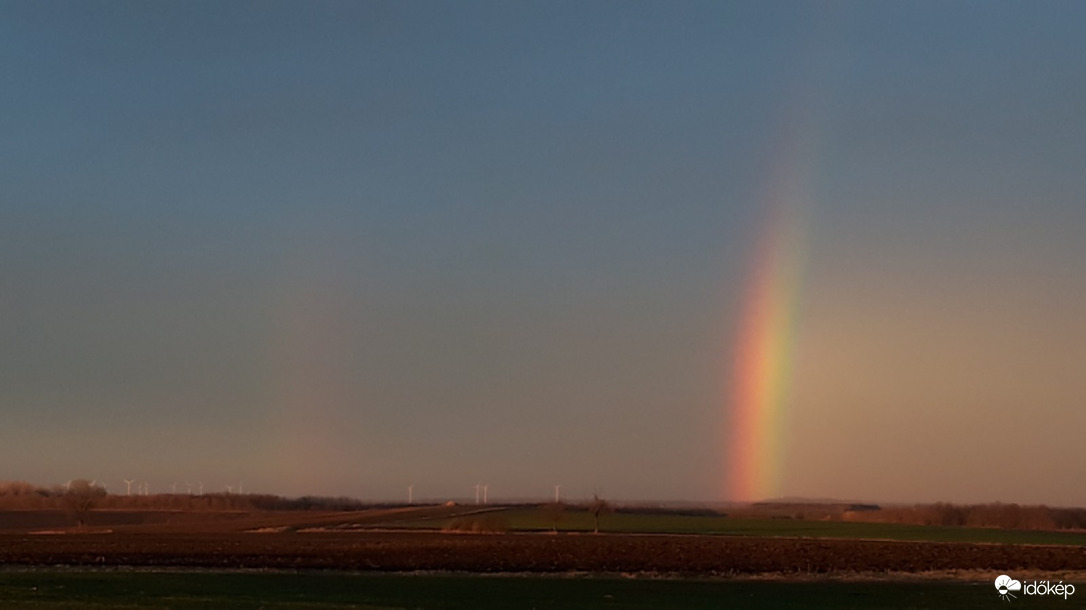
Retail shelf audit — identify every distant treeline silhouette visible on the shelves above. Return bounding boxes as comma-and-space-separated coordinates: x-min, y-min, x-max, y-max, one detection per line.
845, 502, 1086, 530
0, 481, 364, 512
3, 482, 1084, 532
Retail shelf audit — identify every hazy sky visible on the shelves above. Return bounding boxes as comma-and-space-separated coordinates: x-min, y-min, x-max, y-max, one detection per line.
3, 1, 1085, 506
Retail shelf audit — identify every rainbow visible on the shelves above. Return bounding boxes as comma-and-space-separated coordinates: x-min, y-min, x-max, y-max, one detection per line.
723, 14, 838, 500
725, 125, 814, 503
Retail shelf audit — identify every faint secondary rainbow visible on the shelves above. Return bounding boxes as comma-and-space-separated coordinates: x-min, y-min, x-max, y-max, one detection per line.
726, 120, 816, 503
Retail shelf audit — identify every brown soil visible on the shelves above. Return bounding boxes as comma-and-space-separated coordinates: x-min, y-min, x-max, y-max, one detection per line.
1, 531, 1083, 575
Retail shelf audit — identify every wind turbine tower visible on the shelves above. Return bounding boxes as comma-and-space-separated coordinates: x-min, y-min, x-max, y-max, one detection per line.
124, 479, 135, 496
554, 484, 561, 503
408, 484, 414, 505
483, 484, 489, 505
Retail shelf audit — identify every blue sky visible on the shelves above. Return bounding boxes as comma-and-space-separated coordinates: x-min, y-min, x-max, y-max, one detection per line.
3, 1, 1085, 505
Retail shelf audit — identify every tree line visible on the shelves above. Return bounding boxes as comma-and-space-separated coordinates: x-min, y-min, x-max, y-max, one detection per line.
845, 502, 1086, 530
0, 480, 365, 513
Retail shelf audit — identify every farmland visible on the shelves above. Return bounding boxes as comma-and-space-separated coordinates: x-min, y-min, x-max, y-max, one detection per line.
7, 503, 1086, 546
2, 527, 1086, 574
374, 505, 1086, 546
1, 504, 1084, 607
0, 571, 1075, 609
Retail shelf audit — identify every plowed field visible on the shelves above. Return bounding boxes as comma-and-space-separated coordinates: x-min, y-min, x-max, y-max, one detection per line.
2, 531, 1084, 575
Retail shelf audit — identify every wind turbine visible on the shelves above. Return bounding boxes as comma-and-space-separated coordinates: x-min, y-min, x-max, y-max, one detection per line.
225, 484, 234, 494
474, 484, 481, 505
408, 484, 414, 505
483, 484, 489, 505
198, 481, 203, 495
123, 479, 135, 496
185, 481, 193, 495
554, 484, 561, 503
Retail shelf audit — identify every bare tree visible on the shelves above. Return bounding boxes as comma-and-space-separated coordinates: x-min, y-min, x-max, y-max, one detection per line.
589, 494, 612, 534
63, 479, 106, 529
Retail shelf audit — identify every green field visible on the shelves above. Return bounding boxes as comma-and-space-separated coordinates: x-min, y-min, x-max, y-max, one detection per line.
0, 571, 1069, 610
378, 506, 1086, 546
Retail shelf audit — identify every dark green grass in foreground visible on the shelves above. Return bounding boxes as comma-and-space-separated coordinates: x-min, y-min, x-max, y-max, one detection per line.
382, 506, 1086, 546
0, 571, 1068, 610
